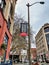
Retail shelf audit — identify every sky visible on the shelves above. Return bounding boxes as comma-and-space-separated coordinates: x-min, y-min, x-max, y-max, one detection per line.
15, 0, 49, 35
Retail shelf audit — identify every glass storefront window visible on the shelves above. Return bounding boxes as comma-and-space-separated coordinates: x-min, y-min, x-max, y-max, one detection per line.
0, 33, 9, 62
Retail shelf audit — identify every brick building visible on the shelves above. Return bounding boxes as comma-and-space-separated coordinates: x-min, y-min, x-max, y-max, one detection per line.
0, 0, 17, 60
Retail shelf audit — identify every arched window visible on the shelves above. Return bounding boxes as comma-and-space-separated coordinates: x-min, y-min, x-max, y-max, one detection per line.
44, 27, 49, 33
45, 34, 49, 50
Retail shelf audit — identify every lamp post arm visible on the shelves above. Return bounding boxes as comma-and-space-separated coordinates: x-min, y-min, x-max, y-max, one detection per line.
29, 2, 40, 6
26, 1, 44, 7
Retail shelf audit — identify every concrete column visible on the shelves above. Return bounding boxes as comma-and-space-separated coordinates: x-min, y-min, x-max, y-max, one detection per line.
3, 0, 11, 21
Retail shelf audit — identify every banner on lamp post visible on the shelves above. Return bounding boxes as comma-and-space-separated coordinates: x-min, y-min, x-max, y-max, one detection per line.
20, 23, 28, 36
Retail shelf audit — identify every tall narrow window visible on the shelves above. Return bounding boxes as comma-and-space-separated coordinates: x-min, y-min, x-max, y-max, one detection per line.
7, 18, 11, 30
0, 0, 6, 11
45, 34, 49, 50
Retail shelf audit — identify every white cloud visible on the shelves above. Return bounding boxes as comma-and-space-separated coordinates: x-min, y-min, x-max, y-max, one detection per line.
31, 43, 36, 48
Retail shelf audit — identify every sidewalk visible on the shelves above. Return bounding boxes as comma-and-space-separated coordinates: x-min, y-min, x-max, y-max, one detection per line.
38, 62, 49, 65
13, 62, 49, 65
13, 63, 29, 65
13, 63, 42, 65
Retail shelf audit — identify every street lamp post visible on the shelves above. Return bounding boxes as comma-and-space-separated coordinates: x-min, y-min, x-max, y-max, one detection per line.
26, 1, 44, 65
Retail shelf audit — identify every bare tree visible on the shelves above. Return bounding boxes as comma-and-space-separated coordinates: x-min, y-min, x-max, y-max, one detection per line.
11, 14, 27, 54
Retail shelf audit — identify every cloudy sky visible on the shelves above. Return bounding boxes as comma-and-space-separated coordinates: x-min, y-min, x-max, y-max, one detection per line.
15, 0, 49, 35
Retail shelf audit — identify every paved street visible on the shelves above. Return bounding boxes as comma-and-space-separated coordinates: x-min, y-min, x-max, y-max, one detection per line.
13, 62, 49, 65
13, 63, 29, 65
38, 62, 49, 65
